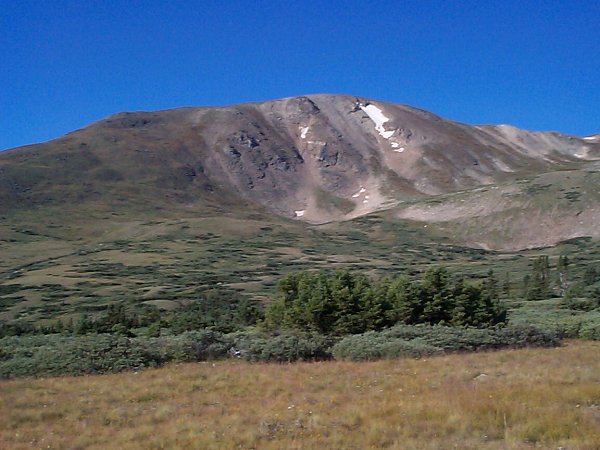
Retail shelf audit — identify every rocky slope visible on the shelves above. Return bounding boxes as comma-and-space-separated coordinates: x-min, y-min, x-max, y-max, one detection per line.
1, 94, 598, 248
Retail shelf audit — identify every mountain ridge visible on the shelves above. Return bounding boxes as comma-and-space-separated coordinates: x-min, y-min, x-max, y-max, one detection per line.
1, 94, 599, 249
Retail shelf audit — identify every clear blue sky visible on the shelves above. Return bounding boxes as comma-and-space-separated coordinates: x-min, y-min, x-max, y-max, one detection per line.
1, 0, 599, 150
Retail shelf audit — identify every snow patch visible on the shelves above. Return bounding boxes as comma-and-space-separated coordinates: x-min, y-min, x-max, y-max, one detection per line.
294, 210, 305, 217
390, 142, 405, 153
300, 126, 309, 139
583, 136, 597, 141
360, 104, 395, 139
362, 199, 369, 204
352, 187, 367, 198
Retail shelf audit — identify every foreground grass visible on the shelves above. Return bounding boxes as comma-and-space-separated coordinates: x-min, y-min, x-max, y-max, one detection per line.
1, 341, 600, 449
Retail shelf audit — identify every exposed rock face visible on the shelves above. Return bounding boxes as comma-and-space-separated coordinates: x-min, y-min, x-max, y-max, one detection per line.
1, 94, 598, 248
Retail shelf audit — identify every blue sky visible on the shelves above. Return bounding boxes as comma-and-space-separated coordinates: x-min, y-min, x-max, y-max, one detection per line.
1, 0, 598, 150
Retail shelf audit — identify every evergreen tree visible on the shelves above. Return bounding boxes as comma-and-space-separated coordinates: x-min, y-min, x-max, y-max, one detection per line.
419, 267, 452, 324
73, 314, 93, 335
479, 270, 507, 325
527, 255, 550, 300
384, 276, 416, 324
265, 267, 507, 334
482, 269, 499, 302
450, 278, 476, 326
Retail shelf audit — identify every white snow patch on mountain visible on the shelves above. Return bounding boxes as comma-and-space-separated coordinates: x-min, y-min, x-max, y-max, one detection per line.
360, 104, 395, 139
300, 126, 309, 139
352, 187, 367, 198
391, 142, 406, 152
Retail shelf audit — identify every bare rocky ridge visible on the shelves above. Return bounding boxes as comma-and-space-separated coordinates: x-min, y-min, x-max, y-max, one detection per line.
1, 94, 598, 249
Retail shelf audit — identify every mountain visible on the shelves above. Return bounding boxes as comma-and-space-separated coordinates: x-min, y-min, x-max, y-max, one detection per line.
1, 94, 598, 250
2, 94, 600, 325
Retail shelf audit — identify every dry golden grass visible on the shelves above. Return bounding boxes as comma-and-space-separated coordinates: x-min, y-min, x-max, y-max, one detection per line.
2, 341, 600, 449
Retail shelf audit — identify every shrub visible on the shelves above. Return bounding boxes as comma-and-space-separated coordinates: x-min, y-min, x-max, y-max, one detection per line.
495, 325, 560, 347
168, 291, 264, 334
579, 322, 600, 340
0, 329, 337, 378
140, 330, 234, 363
561, 296, 599, 312
331, 324, 560, 361
331, 332, 442, 361
0, 334, 163, 378
509, 305, 600, 340
233, 331, 336, 363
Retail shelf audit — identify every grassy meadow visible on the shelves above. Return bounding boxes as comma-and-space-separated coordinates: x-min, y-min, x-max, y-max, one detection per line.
2, 205, 599, 327
1, 196, 600, 448
2, 340, 600, 449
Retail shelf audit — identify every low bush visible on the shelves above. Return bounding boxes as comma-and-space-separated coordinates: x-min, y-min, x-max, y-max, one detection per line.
232, 330, 336, 362
0, 325, 563, 378
509, 305, 600, 340
0, 334, 163, 378
145, 330, 234, 362
0, 330, 335, 378
331, 332, 442, 361
332, 324, 560, 361
561, 296, 600, 312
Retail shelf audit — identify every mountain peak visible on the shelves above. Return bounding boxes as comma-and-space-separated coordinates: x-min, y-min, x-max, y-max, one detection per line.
1, 95, 598, 249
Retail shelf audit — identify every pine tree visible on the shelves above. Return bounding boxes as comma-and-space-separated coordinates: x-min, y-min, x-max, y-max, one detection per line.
420, 267, 452, 324
385, 276, 415, 324
527, 255, 550, 300
479, 270, 507, 325
483, 269, 499, 301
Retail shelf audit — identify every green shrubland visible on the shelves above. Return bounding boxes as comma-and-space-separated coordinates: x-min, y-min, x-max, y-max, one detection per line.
2, 262, 600, 378
331, 324, 559, 361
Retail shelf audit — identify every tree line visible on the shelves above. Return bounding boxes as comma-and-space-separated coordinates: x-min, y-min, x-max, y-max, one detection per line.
523, 255, 599, 306
265, 267, 506, 335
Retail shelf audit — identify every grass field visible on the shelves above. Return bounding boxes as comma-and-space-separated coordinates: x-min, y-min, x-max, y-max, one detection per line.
2, 341, 599, 449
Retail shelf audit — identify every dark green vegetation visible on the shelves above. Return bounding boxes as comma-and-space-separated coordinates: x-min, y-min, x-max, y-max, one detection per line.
0, 324, 561, 378
265, 268, 506, 334
1, 247, 599, 377
331, 324, 559, 361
